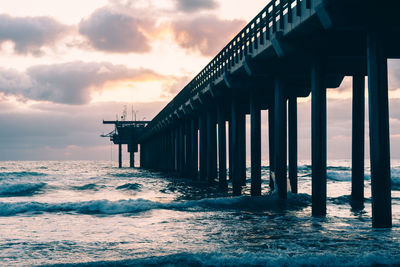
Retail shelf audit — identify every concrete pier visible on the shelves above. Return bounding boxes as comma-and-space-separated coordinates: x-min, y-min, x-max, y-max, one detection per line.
132, 0, 398, 228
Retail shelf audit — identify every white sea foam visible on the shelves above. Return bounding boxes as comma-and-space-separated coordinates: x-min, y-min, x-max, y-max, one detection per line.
0, 192, 311, 216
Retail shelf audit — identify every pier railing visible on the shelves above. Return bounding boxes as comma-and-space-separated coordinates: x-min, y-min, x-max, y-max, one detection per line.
143, 0, 314, 138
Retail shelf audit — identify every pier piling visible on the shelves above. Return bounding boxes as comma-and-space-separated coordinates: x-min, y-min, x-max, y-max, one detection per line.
190, 119, 199, 179
274, 78, 287, 199
367, 32, 392, 228
207, 111, 218, 184
268, 107, 275, 190
118, 143, 122, 168
199, 113, 208, 181
231, 98, 241, 196
311, 62, 327, 217
217, 107, 228, 189
250, 89, 262, 196
289, 97, 298, 194
351, 75, 365, 205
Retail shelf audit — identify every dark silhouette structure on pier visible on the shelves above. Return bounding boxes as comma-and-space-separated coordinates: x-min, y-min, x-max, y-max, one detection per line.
102, 120, 149, 168
108, 0, 397, 228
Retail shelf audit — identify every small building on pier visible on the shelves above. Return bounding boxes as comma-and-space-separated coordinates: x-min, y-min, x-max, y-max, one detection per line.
101, 120, 149, 168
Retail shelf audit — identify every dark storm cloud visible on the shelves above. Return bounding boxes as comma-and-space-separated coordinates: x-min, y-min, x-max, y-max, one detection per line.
79, 7, 153, 53
0, 14, 69, 55
175, 0, 218, 12
171, 15, 245, 56
0, 61, 162, 105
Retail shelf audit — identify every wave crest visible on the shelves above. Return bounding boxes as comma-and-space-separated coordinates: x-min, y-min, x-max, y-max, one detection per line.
0, 171, 47, 178
116, 183, 142, 191
46, 252, 400, 267
0, 193, 310, 216
0, 183, 46, 197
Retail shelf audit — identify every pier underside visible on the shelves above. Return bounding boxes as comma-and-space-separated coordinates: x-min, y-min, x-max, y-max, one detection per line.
137, 0, 398, 228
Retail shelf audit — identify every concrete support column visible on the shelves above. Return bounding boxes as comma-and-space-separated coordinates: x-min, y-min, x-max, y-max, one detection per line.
130, 151, 135, 168
179, 123, 185, 176
268, 107, 275, 190
191, 119, 198, 179
289, 97, 298, 193
139, 143, 143, 168
367, 32, 392, 228
231, 98, 241, 196
184, 121, 191, 177
175, 127, 179, 172
217, 106, 227, 189
238, 110, 246, 186
171, 129, 175, 172
352, 75, 365, 205
199, 113, 208, 181
163, 134, 168, 171
207, 111, 218, 184
274, 78, 287, 199
229, 120, 233, 181
142, 143, 146, 168
118, 143, 122, 168
311, 61, 327, 216
250, 89, 262, 196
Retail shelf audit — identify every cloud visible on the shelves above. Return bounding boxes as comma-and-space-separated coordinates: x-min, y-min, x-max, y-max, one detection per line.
0, 100, 167, 160
175, 0, 218, 12
79, 7, 153, 53
171, 15, 245, 56
0, 61, 163, 105
0, 14, 69, 55
161, 75, 192, 97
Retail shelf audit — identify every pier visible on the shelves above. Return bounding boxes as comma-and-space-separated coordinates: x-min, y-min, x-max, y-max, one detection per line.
131, 0, 395, 228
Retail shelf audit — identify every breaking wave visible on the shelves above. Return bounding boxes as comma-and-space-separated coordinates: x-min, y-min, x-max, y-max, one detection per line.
0, 171, 47, 179
0, 193, 310, 216
116, 183, 142, 191
71, 183, 103, 191
327, 171, 352, 181
45, 251, 400, 267
0, 183, 46, 197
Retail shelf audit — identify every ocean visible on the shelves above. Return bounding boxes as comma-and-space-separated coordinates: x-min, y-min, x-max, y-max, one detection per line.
0, 160, 399, 266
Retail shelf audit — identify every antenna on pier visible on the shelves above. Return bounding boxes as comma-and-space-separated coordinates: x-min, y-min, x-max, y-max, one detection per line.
122, 105, 127, 121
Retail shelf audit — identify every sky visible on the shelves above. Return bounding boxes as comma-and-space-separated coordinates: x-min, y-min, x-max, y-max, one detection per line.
1, 0, 400, 162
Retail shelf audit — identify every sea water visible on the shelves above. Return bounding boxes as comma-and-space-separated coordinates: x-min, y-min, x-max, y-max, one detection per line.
0, 160, 399, 266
